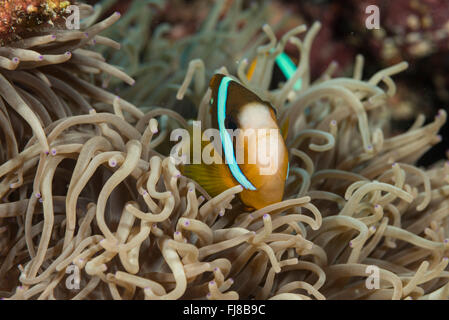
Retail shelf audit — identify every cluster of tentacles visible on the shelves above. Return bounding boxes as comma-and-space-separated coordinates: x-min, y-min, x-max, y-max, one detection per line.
0, 1, 448, 300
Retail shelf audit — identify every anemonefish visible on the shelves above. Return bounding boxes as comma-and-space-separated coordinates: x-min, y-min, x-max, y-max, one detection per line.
180, 74, 289, 210
247, 51, 302, 91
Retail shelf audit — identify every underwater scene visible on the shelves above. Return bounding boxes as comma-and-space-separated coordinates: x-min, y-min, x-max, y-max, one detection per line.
0, 0, 449, 300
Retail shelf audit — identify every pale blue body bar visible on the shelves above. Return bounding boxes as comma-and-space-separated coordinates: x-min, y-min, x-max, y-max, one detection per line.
275, 52, 302, 90
217, 76, 257, 191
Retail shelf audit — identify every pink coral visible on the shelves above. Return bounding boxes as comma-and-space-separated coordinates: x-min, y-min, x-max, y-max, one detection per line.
0, 0, 73, 45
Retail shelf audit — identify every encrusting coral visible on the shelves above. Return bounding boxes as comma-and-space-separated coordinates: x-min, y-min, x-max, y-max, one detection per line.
0, 1, 448, 300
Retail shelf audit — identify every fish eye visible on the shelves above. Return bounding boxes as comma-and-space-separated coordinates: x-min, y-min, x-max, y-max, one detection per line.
225, 116, 238, 131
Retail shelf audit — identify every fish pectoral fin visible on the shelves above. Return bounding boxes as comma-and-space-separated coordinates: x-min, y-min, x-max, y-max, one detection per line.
180, 163, 238, 197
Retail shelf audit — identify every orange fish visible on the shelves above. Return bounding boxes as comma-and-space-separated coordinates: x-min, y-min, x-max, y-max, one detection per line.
180, 74, 289, 210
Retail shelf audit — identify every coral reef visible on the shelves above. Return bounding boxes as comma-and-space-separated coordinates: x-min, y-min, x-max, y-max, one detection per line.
0, 0, 77, 45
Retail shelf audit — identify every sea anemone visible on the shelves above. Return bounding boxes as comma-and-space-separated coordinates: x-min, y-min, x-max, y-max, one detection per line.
95, 0, 270, 111
0, 0, 448, 300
